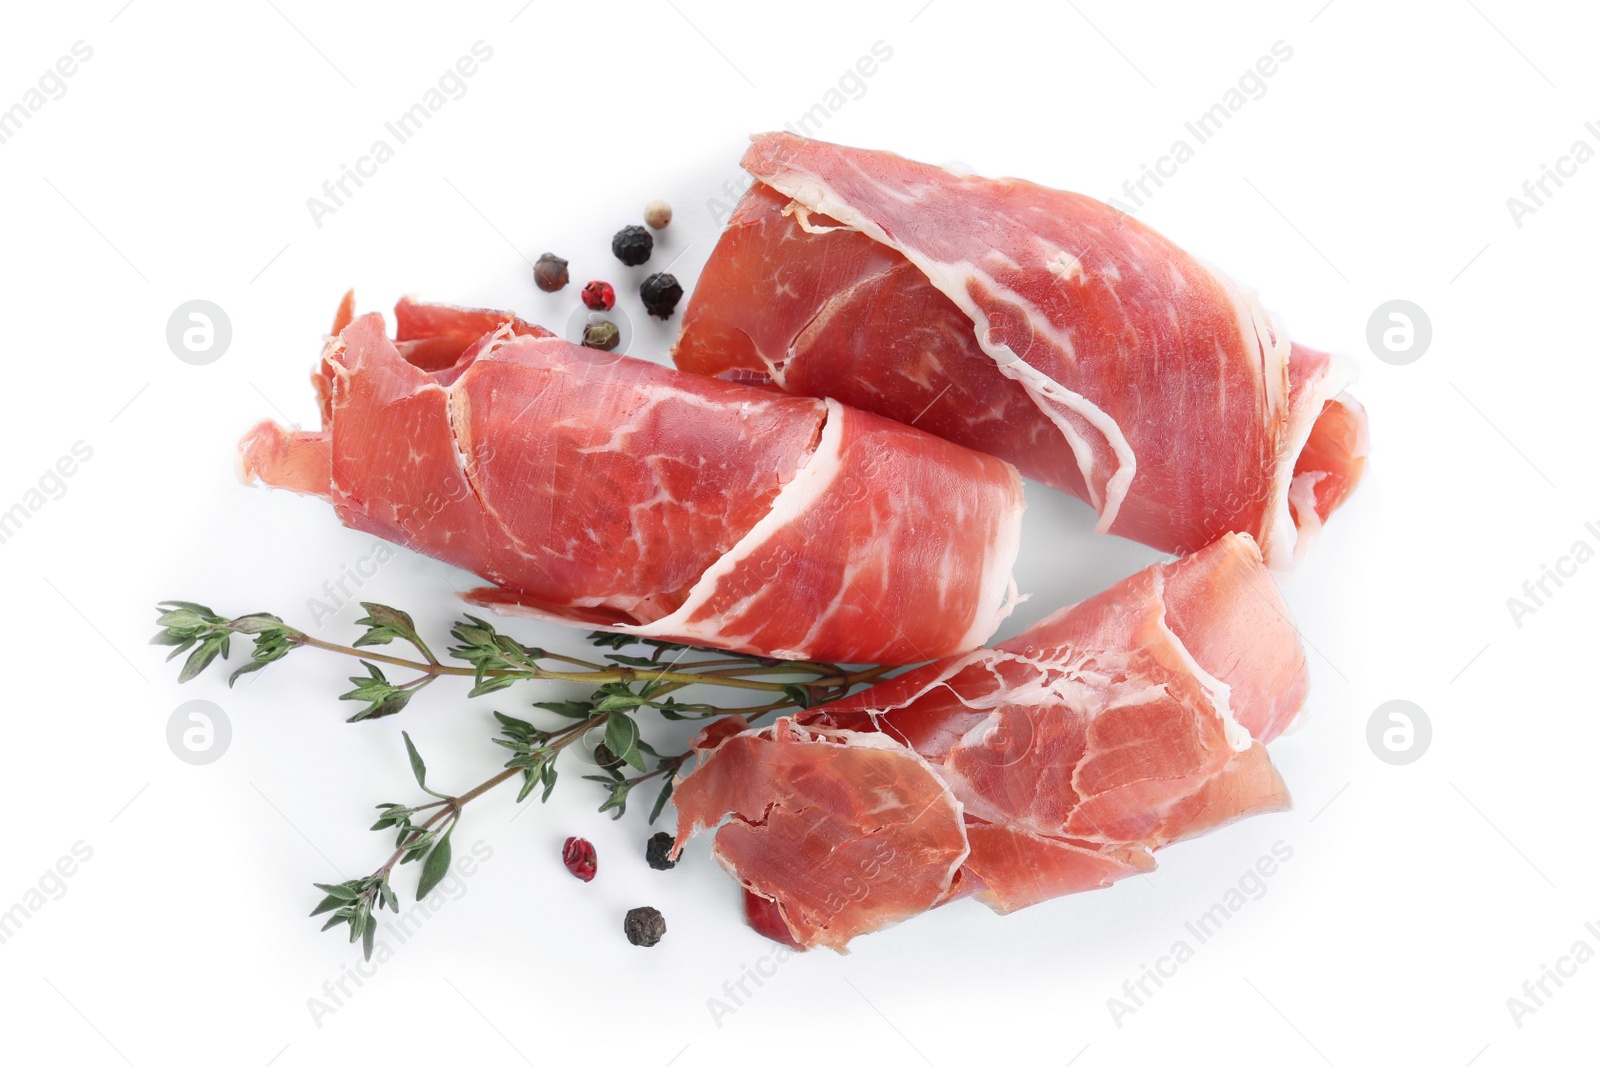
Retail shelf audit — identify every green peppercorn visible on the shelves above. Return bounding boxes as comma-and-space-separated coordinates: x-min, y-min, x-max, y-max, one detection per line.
533, 253, 569, 292
645, 832, 677, 871
639, 272, 683, 319
624, 905, 666, 947
582, 320, 621, 352
611, 225, 653, 266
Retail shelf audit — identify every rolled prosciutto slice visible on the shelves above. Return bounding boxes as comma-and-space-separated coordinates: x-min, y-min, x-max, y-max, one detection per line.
240, 298, 1024, 665
671, 533, 1305, 950
674, 134, 1369, 566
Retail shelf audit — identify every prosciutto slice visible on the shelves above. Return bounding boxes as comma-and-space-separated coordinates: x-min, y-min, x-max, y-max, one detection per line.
674, 134, 1369, 566
671, 533, 1306, 949
240, 297, 1025, 664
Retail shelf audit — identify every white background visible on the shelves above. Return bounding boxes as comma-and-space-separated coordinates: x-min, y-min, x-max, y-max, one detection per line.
1, 1, 1594, 1064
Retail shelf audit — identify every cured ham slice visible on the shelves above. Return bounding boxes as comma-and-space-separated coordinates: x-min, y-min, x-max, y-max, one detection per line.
240, 297, 1024, 665
671, 533, 1305, 949
671, 721, 970, 952
674, 134, 1369, 566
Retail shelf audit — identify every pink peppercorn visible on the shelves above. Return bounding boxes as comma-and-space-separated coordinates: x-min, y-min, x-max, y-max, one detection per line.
563, 836, 597, 882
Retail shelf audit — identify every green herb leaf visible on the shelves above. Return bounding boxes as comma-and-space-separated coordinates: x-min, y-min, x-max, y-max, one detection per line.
515, 760, 546, 803
230, 612, 288, 635
595, 692, 644, 713
313, 881, 360, 902
649, 776, 676, 825
346, 688, 414, 723
493, 711, 550, 747
341, 662, 423, 722
587, 631, 637, 650
229, 625, 299, 686
467, 674, 517, 698
398, 829, 435, 853
532, 699, 595, 719
603, 653, 661, 668
155, 608, 204, 630
604, 714, 642, 770
402, 732, 428, 791
416, 828, 454, 900
354, 603, 418, 643
596, 778, 632, 820
310, 894, 347, 916
177, 634, 229, 683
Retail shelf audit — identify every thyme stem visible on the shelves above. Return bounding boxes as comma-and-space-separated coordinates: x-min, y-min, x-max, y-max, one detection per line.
377, 711, 606, 875
288, 629, 881, 693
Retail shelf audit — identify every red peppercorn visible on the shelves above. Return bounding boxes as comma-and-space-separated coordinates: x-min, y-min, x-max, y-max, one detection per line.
562, 836, 597, 882
581, 281, 616, 311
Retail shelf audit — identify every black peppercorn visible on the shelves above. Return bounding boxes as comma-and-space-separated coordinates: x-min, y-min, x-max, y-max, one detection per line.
593, 742, 625, 770
645, 832, 677, 871
581, 320, 621, 352
533, 252, 569, 292
624, 905, 666, 947
611, 225, 653, 266
639, 272, 683, 319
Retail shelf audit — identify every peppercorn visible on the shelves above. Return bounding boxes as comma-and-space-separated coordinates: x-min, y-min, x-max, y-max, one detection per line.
639, 272, 683, 319
593, 742, 625, 770
533, 253, 569, 292
581, 320, 621, 352
562, 836, 597, 882
611, 225, 653, 266
624, 905, 666, 947
644, 199, 672, 230
581, 280, 616, 311
645, 832, 677, 871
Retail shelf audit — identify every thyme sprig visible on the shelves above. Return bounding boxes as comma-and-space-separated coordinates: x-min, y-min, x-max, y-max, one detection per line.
152, 600, 880, 720
153, 599, 896, 959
